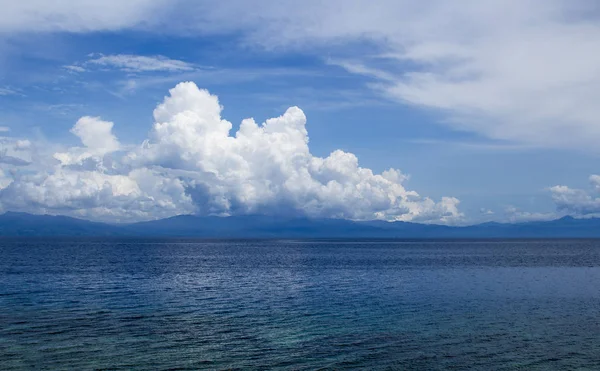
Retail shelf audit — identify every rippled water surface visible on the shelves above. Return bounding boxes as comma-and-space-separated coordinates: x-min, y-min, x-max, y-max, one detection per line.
2, 239, 600, 370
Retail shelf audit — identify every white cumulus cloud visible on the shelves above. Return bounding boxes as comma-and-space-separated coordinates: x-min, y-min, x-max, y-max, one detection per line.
550, 175, 600, 217
0, 82, 463, 224
53, 116, 121, 170
71, 116, 120, 154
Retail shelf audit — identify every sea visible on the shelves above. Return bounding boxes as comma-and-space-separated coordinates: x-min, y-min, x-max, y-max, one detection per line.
1, 239, 600, 370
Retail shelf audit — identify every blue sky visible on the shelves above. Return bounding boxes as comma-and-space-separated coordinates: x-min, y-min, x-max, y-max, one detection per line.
0, 0, 599, 224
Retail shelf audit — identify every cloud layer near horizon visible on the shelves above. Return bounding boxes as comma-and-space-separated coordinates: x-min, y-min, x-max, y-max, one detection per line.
0, 82, 462, 223
550, 175, 600, 217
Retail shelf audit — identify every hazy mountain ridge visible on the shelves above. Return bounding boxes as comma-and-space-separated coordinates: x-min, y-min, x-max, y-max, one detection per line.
1, 212, 599, 238
0, 212, 123, 236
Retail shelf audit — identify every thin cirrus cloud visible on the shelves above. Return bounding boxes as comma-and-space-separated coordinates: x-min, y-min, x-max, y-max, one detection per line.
0, 0, 165, 33
4, 0, 600, 150
66, 54, 195, 73
0, 88, 18, 96
0, 82, 463, 224
503, 206, 557, 223
208, 0, 600, 151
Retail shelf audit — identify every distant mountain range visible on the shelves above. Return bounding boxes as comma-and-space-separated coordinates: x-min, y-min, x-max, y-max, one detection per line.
1, 211, 600, 238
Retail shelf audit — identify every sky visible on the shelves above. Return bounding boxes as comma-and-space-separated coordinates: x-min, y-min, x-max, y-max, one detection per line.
0, 0, 599, 225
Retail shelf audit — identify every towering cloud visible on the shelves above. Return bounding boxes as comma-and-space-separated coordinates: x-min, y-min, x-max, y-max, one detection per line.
0, 82, 462, 224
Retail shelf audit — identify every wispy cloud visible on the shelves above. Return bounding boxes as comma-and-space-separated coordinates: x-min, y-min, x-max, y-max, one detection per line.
34, 103, 86, 116
64, 54, 197, 77
63, 65, 86, 73
0, 1, 164, 33
147, 1, 600, 151
105, 66, 323, 97
0, 87, 18, 96
326, 59, 397, 82
84, 54, 195, 73
6, 2, 600, 150
503, 206, 557, 223
404, 138, 536, 152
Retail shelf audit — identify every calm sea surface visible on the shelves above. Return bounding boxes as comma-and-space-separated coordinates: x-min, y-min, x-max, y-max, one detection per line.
2, 239, 600, 370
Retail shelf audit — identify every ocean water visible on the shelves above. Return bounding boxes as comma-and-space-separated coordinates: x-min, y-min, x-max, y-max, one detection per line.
2, 239, 600, 370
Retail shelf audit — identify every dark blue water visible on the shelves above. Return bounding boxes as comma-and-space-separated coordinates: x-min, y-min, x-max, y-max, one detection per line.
2, 239, 600, 370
